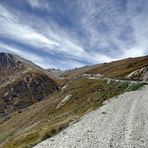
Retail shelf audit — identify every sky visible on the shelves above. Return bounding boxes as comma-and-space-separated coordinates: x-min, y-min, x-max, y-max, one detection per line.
0, 0, 148, 70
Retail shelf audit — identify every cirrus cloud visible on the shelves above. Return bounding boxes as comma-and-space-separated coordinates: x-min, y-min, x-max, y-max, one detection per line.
0, 0, 147, 70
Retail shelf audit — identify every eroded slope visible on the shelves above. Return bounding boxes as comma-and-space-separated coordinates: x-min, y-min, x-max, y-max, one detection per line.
0, 52, 59, 116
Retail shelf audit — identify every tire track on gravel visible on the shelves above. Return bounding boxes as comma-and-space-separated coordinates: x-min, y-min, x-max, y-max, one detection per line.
34, 85, 148, 148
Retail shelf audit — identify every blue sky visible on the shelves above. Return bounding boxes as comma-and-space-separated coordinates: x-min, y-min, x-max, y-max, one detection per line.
0, 0, 148, 70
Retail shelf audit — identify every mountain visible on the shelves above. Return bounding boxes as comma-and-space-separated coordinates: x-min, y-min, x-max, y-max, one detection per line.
0, 52, 59, 116
60, 64, 102, 80
47, 68, 64, 77
86, 56, 148, 81
0, 54, 148, 148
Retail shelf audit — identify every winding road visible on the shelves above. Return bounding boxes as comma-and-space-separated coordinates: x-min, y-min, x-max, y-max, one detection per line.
34, 85, 148, 148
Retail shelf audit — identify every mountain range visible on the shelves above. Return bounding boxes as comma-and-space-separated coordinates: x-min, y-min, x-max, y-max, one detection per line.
0, 53, 59, 116
0, 52, 148, 148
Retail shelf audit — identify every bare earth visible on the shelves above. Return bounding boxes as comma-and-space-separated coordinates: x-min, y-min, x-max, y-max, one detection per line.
34, 85, 148, 148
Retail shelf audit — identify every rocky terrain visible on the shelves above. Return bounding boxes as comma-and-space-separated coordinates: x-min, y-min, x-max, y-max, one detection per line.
0, 52, 59, 116
47, 69, 64, 77
0, 53, 148, 148
35, 85, 148, 148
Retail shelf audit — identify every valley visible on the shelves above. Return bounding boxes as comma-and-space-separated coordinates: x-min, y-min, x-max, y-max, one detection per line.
0, 53, 148, 148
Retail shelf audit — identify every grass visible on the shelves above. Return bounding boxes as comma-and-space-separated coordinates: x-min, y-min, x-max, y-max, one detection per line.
126, 82, 147, 91
6, 132, 39, 148
86, 56, 148, 80
1, 78, 147, 148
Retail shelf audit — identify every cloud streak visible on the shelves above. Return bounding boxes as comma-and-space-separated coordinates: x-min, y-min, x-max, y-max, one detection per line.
0, 0, 148, 69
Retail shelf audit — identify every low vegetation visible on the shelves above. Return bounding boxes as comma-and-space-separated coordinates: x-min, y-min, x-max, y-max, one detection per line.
1, 53, 148, 148
86, 56, 148, 80
1, 77, 146, 148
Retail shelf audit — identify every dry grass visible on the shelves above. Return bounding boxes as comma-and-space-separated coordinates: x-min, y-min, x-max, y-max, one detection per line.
0, 77, 146, 148
86, 56, 148, 80
1, 55, 148, 148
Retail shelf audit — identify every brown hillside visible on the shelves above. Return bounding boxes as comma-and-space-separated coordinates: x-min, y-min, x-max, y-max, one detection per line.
0, 53, 59, 116
86, 56, 148, 80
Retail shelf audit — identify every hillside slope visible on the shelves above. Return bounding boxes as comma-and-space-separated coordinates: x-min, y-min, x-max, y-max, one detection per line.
35, 85, 148, 148
1, 76, 146, 147
0, 52, 59, 116
0, 54, 148, 148
61, 64, 102, 80
86, 56, 148, 81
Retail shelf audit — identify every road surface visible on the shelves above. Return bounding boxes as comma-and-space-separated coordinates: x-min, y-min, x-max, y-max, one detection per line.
34, 85, 148, 148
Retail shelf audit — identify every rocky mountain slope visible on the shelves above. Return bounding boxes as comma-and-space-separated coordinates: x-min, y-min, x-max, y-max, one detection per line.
0, 54, 148, 148
47, 69, 64, 77
86, 56, 148, 81
0, 52, 59, 116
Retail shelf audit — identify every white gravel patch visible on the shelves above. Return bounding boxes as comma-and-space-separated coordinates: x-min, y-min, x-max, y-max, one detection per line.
61, 84, 68, 91
56, 95, 72, 110
34, 85, 148, 148
88, 76, 148, 84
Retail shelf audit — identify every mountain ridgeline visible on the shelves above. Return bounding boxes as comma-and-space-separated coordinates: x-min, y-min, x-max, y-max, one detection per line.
0, 52, 59, 116
0, 52, 148, 148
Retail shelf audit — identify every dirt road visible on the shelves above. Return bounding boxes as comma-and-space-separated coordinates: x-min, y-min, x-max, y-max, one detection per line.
34, 85, 148, 148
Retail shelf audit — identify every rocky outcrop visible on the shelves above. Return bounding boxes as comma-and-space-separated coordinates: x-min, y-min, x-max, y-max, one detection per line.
0, 52, 59, 116
126, 66, 148, 81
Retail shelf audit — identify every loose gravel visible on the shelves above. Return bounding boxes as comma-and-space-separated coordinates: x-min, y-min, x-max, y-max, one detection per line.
34, 85, 148, 148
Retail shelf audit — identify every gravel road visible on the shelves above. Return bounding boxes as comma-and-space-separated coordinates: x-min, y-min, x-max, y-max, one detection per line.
34, 85, 148, 148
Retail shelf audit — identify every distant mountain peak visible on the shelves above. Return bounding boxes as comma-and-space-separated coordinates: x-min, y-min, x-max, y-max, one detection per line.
47, 68, 64, 77
0, 52, 26, 72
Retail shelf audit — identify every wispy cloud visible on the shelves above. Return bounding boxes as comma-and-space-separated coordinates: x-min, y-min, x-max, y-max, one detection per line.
0, 0, 147, 69
0, 43, 45, 65
0, 3, 89, 68
76, 0, 148, 58
0, 42, 88, 70
27, 0, 49, 9
0, 4, 59, 48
